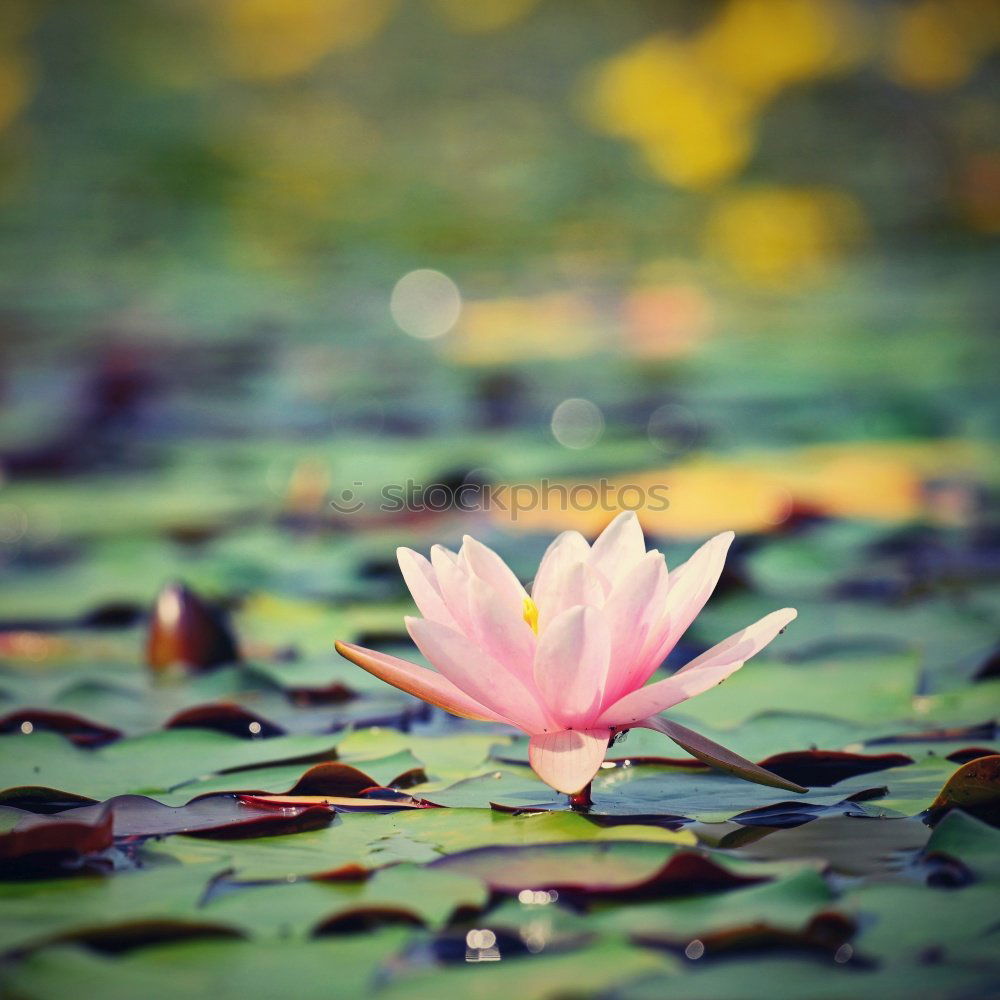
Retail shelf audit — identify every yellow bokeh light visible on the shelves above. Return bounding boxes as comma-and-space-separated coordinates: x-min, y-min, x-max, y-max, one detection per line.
585, 37, 754, 189
215, 0, 395, 81
582, 0, 873, 190
697, 0, 868, 98
703, 186, 867, 289
639, 113, 754, 190
490, 440, 988, 538
447, 293, 601, 365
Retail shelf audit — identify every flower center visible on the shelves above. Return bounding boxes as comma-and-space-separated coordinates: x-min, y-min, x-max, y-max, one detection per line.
522, 597, 539, 634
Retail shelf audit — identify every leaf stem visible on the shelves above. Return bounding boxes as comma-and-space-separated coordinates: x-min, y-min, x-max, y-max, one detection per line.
568, 782, 593, 811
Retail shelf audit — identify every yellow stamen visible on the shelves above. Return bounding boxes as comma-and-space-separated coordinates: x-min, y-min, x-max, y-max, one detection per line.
522, 597, 539, 635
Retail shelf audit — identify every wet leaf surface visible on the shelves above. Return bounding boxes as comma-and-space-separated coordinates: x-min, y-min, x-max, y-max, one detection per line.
1, 452, 996, 997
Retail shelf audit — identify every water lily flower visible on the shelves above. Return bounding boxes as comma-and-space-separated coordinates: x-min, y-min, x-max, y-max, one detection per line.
336, 512, 805, 801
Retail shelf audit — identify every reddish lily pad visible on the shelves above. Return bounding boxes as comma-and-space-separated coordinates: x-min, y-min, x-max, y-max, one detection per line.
756, 750, 914, 787
163, 703, 286, 739
4, 793, 334, 843
945, 746, 999, 764
0, 803, 113, 876
158, 751, 427, 804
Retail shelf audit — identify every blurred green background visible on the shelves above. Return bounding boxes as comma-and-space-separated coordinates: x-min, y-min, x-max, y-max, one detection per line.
0, 0, 997, 610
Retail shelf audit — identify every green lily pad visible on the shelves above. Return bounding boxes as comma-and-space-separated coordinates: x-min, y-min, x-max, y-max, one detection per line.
621, 955, 999, 1000
202, 864, 487, 935
728, 814, 930, 876
592, 868, 836, 940
158, 751, 425, 805
843, 881, 1000, 964
0, 864, 226, 955
374, 939, 676, 1000
923, 808, 1000, 883
428, 841, 799, 899
142, 813, 439, 879
669, 653, 921, 730
0, 935, 674, 1000
141, 808, 694, 881
0, 730, 340, 802
0, 934, 414, 999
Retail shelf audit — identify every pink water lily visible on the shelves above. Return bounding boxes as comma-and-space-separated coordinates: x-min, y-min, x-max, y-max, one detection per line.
336, 512, 804, 800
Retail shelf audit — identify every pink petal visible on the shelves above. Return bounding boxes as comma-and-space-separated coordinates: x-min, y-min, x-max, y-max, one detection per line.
406, 617, 551, 734
430, 543, 458, 567
595, 607, 796, 728
599, 551, 669, 705
587, 510, 646, 590
430, 544, 475, 637
595, 664, 738, 728
397, 548, 458, 628
460, 535, 527, 606
533, 605, 610, 727
536, 559, 605, 632
466, 575, 536, 679
334, 641, 507, 723
633, 530, 735, 683
528, 728, 611, 794
531, 530, 591, 602
676, 607, 797, 674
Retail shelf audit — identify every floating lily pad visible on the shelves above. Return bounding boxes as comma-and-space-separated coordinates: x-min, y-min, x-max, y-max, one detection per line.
0, 864, 229, 955
4, 794, 334, 845
592, 868, 836, 941
0, 730, 340, 803
0, 934, 414, 999
202, 864, 487, 935
429, 841, 771, 902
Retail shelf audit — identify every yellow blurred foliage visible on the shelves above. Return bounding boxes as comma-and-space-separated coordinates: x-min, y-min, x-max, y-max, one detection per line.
0, 0, 37, 133
703, 186, 867, 289
446, 293, 601, 365
696, 0, 867, 98
429, 0, 540, 34
885, 0, 1000, 90
491, 440, 991, 539
0, 50, 31, 132
586, 36, 754, 189
583, 0, 867, 190
215, 0, 395, 80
